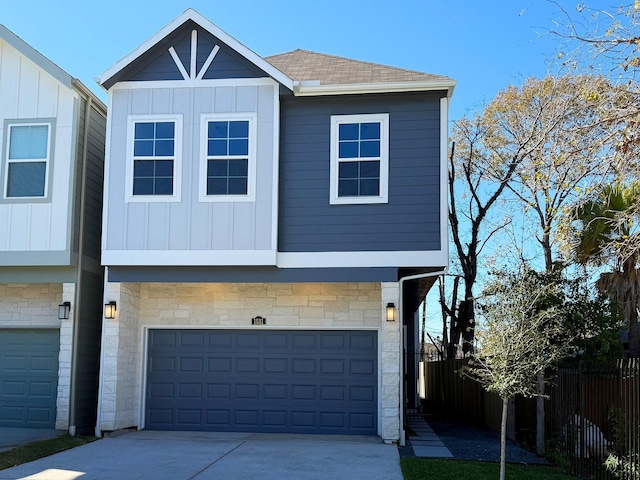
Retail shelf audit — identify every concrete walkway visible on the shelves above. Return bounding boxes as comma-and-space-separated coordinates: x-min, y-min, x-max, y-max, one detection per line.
0, 431, 404, 480
405, 416, 453, 458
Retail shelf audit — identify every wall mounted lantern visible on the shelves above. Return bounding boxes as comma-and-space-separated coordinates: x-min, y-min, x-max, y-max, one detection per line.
386, 302, 396, 322
105, 301, 117, 319
58, 301, 71, 320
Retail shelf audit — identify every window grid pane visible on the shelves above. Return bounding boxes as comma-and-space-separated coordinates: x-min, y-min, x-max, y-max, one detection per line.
206, 120, 250, 196
132, 121, 175, 196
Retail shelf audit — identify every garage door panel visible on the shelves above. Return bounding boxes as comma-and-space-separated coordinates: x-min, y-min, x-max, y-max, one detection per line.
146, 329, 377, 434
0, 329, 59, 428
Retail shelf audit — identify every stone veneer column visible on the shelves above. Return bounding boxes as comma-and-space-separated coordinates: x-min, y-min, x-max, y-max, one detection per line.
56, 283, 75, 430
380, 281, 400, 443
99, 282, 141, 432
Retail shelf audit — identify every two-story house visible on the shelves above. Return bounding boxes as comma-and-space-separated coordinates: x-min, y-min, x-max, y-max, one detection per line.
96, 9, 454, 444
0, 25, 106, 434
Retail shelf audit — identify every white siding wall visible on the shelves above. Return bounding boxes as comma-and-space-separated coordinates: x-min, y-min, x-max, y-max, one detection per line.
104, 82, 278, 263
98, 281, 402, 442
0, 39, 76, 255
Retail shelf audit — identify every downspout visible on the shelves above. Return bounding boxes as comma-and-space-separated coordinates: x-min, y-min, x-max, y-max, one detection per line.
398, 269, 446, 446
68, 93, 93, 436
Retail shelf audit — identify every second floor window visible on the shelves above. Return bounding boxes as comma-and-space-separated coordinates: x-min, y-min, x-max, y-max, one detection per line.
133, 121, 175, 195
199, 114, 256, 202
206, 120, 249, 195
330, 113, 389, 205
5, 123, 51, 198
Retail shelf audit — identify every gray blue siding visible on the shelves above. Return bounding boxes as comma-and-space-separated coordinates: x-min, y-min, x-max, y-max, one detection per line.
278, 92, 443, 253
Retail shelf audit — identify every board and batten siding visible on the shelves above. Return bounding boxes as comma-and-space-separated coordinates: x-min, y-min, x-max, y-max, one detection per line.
0, 36, 78, 264
104, 83, 278, 260
279, 92, 443, 253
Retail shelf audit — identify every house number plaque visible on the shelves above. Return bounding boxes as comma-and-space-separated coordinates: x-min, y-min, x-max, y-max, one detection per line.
251, 316, 266, 325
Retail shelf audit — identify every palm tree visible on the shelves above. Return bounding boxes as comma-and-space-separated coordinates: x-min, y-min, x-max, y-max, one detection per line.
573, 182, 640, 358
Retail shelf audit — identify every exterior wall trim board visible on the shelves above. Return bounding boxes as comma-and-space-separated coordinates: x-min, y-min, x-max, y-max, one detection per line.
102, 249, 277, 266
277, 251, 447, 268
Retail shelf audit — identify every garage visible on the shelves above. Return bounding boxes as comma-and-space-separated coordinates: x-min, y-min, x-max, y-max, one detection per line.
0, 329, 60, 428
145, 329, 378, 434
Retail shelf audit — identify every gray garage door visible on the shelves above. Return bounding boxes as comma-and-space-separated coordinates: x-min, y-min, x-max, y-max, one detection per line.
0, 329, 60, 428
146, 329, 378, 434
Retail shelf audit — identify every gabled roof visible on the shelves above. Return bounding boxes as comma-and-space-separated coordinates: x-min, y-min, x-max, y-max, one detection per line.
0, 24, 106, 111
0, 23, 73, 88
266, 49, 456, 97
98, 8, 294, 91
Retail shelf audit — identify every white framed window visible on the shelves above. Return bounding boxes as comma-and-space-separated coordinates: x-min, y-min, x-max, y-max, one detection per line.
126, 115, 182, 203
199, 113, 257, 202
330, 113, 389, 205
3, 122, 52, 200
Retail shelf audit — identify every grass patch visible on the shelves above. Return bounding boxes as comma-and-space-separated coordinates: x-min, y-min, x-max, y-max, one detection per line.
400, 458, 577, 480
0, 434, 96, 470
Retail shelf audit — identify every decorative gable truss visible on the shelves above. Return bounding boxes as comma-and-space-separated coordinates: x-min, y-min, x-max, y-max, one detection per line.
169, 30, 220, 81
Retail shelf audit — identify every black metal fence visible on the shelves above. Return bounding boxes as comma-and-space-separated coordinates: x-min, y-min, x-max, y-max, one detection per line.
421, 358, 639, 479
546, 360, 639, 480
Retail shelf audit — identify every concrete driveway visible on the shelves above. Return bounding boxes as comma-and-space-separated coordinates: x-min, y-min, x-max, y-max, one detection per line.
0, 431, 404, 480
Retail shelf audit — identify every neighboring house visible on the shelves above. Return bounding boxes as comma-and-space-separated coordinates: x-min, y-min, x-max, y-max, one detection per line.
0, 25, 106, 434
96, 9, 454, 443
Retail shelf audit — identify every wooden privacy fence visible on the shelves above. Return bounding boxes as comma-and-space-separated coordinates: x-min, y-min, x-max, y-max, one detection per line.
422, 359, 639, 479
422, 358, 507, 436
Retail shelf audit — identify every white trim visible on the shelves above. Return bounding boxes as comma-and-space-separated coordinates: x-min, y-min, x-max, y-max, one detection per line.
271, 84, 280, 256
3, 121, 52, 200
440, 97, 450, 262
277, 250, 447, 268
168, 47, 189, 81
294, 80, 456, 97
125, 114, 183, 203
198, 113, 257, 203
110, 77, 279, 90
98, 8, 294, 91
190, 30, 197, 80
102, 249, 277, 266
329, 113, 389, 205
101, 94, 114, 251
196, 45, 220, 81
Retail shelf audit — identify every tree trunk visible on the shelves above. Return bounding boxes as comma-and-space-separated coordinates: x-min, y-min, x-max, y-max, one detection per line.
500, 397, 508, 480
623, 256, 639, 358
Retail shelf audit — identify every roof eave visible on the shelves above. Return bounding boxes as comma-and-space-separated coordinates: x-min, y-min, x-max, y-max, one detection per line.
97, 8, 294, 91
0, 24, 73, 89
293, 79, 456, 97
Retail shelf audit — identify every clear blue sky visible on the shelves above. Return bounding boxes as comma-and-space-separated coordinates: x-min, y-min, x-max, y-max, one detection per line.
1, 0, 574, 120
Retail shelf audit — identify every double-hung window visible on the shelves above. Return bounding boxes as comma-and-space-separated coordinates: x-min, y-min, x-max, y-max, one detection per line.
330, 113, 389, 205
127, 115, 182, 202
199, 114, 256, 202
4, 122, 52, 199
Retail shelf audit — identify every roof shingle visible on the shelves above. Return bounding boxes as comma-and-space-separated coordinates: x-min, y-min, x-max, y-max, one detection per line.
265, 49, 452, 86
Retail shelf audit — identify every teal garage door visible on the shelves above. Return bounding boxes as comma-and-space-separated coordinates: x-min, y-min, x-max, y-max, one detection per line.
0, 329, 60, 428
146, 329, 378, 434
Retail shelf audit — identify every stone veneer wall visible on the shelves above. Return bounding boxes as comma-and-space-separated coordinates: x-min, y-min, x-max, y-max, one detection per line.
99, 281, 400, 441
0, 283, 62, 327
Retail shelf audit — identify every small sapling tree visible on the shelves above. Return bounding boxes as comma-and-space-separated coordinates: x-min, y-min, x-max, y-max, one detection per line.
461, 270, 572, 480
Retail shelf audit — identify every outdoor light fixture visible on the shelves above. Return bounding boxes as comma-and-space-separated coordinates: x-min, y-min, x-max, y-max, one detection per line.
58, 301, 71, 320
386, 302, 396, 322
105, 301, 117, 319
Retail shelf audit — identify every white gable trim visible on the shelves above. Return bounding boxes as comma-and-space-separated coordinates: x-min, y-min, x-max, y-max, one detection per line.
98, 8, 294, 91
